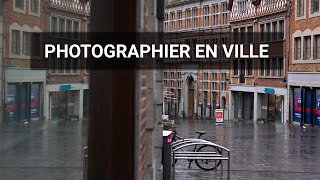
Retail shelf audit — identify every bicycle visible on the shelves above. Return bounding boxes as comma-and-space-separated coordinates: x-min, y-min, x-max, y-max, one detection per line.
172, 130, 222, 171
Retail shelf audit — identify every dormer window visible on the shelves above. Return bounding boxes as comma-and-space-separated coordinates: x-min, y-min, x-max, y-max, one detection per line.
238, 0, 247, 13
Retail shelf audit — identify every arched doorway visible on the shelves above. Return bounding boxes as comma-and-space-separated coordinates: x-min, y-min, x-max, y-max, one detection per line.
187, 76, 195, 118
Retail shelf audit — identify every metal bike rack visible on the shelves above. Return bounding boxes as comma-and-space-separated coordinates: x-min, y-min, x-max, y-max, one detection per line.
83, 146, 88, 180
171, 140, 230, 180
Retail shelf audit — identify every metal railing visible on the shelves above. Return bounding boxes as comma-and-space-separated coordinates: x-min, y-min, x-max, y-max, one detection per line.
171, 139, 230, 180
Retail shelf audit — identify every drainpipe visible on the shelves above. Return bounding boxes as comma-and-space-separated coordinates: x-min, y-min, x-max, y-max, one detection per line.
0, 0, 4, 123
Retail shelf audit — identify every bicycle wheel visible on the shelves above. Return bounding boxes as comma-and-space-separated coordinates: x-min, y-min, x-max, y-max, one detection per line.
195, 145, 222, 171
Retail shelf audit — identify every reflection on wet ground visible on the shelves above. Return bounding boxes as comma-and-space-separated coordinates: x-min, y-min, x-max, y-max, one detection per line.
174, 119, 320, 179
0, 120, 87, 180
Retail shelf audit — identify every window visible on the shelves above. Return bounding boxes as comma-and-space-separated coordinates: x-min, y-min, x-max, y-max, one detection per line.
279, 20, 284, 39
170, 12, 175, 31
311, 0, 320, 14
15, 0, 24, 10
259, 59, 265, 76
266, 59, 271, 76
266, 0, 275, 6
303, 36, 311, 60
314, 35, 320, 59
66, 20, 73, 38
212, 4, 218, 26
240, 27, 245, 44
203, 72, 208, 90
260, 20, 284, 42
186, 9, 191, 29
59, 18, 66, 37
51, 17, 58, 35
32, 33, 41, 57
177, 11, 182, 30
50, 56, 79, 74
260, 24, 265, 41
12, 30, 20, 55
164, 13, 168, 32
247, 59, 253, 76
220, 73, 226, 91
233, 60, 238, 76
204, 6, 210, 27
73, 21, 80, 39
192, 8, 198, 28
233, 28, 239, 43
212, 72, 218, 91
30, 0, 39, 14
272, 58, 278, 76
294, 37, 302, 60
22, 32, 31, 55
247, 26, 253, 43
170, 72, 174, 79
51, 16, 80, 39
221, 3, 228, 25
259, 58, 283, 77
297, 0, 305, 17
238, 0, 246, 13
266, 23, 271, 41
278, 58, 284, 77
272, 21, 277, 40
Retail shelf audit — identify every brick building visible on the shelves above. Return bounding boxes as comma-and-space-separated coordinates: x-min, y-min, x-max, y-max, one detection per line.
289, 0, 320, 126
164, 0, 231, 119
45, 0, 90, 120
228, 0, 289, 123
1, 0, 46, 122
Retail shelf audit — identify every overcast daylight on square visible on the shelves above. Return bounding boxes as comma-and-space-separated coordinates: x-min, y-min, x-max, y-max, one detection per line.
0, 0, 320, 180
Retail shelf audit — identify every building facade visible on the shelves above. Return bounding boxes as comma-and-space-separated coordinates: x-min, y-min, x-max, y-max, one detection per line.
45, 0, 90, 120
289, 0, 320, 126
164, 0, 231, 119
228, 0, 289, 123
1, 0, 46, 122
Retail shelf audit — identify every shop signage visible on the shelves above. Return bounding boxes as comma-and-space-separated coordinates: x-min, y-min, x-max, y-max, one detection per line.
215, 109, 224, 125
264, 88, 275, 94
60, 84, 72, 91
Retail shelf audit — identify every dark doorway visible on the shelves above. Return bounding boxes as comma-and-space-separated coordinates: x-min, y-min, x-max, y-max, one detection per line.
188, 76, 195, 118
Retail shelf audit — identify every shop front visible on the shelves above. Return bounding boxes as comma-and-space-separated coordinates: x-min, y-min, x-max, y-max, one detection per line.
5, 69, 46, 121
45, 83, 88, 120
289, 72, 320, 126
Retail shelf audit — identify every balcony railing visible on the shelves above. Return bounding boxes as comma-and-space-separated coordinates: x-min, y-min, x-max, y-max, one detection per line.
49, 0, 90, 15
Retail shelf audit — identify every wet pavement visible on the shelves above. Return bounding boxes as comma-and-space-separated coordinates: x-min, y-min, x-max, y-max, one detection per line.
0, 120, 87, 180
174, 119, 320, 179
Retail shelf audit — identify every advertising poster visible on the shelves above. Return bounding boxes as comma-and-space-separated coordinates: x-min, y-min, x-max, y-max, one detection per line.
215, 109, 224, 124
31, 84, 40, 118
6, 85, 17, 121
293, 88, 302, 122
315, 90, 320, 126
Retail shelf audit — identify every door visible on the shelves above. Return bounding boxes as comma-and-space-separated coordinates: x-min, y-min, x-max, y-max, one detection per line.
305, 88, 312, 124
293, 88, 302, 123
19, 83, 29, 120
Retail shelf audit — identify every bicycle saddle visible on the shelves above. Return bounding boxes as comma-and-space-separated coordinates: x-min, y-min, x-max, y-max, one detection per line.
196, 131, 206, 135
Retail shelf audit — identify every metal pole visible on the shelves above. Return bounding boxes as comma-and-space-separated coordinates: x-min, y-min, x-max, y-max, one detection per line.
228, 151, 230, 180
172, 151, 175, 180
